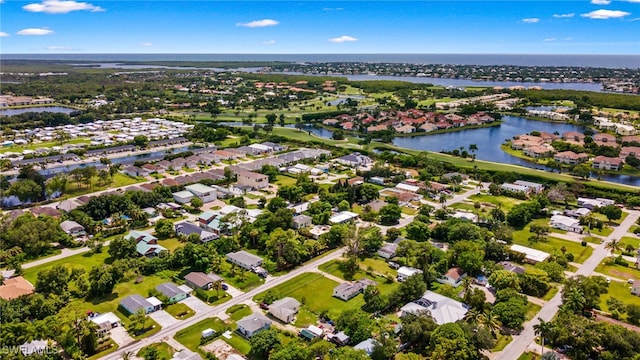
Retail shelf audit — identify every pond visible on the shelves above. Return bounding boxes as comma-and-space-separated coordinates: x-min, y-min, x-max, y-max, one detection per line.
0, 106, 77, 116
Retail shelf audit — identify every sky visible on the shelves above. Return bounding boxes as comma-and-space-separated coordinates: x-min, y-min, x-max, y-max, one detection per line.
0, 0, 639, 54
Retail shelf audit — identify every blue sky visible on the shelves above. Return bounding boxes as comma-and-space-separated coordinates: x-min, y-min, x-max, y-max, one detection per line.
0, 1, 639, 54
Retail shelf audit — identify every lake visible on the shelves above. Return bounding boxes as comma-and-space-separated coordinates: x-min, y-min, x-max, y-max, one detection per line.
0, 106, 77, 116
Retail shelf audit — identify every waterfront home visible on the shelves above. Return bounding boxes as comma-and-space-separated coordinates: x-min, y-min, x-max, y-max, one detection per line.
501, 183, 529, 194
592, 156, 624, 171
593, 133, 618, 147
335, 152, 372, 167
620, 146, 640, 159
394, 124, 416, 134
554, 151, 589, 165
523, 144, 555, 158
562, 131, 585, 143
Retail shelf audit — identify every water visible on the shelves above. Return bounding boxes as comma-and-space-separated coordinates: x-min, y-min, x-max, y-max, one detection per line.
216, 122, 336, 139
0, 106, 77, 116
71, 63, 263, 72
4, 54, 639, 68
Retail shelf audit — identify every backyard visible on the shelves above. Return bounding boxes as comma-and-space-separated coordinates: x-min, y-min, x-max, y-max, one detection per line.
512, 224, 594, 263
175, 317, 228, 353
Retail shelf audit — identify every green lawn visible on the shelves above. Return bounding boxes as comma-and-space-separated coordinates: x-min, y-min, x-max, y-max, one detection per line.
60, 173, 142, 200
227, 304, 253, 321
131, 317, 162, 340
599, 281, 639, 323
517, 353, 537, 360
360, 257, 396, 278
620, 236, 640, 251
525, 303, 542, 321
583, 236, 602, 244
23, 249, 112, 284
175, 317, 228, 352
274, 174, 298, 186
401, 206, 418, 215
158, 238, 184, 251
137, 342, 174, 360
512, 224, 593, 264
541, 286, 559, 301
595, 259, 640, 282
220, 261, 264, 291
254, 272, 360, 319
222, 331, 252, 355
165, 302, 194, 320
293, 307, 318, 328
493, 333, 513, 352
467, 194, 524, 212
87, 338, 118, 360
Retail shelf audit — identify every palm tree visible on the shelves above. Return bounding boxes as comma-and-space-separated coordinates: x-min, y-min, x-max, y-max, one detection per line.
533, 318, 554, 356
605, 238, 622, 258
564, 288, 586, 313
464, 308, 482, 324
480, 309, 502, 337
439, 194, 447, 209
128, 309, 148, 334
461, 276, 473, 296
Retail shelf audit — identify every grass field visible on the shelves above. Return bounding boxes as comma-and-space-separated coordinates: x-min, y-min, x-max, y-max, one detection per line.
274, 174, 298, 186
23, 249, 111, 284
595, 259, 640, 282
254, 272, 365, 319
60, 173, 142, 200
165, 302, 195, 320
175, 317, 228, 353
493, 333, 513, 352
512, 224, 593, 263
620, 236, 640, 250
137, 342, 174, 360
599, 281, 639, 323
526, 303, 542, 321
227, 304, 253, 321
467, 194, 525, 213
219, 260, 264, 291
541, 286, 559, 301
293, 307, 318, 328
87, 339, 118, 360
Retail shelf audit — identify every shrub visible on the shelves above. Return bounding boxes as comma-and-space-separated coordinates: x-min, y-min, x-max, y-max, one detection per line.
581, 241, 587, 246
565, 253, 575, 262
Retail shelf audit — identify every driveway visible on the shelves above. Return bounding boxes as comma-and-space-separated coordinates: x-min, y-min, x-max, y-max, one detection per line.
224, 283, 244, 298
109, 326, 134, 347
148, 310, 179, 328
181, 296, 211, 314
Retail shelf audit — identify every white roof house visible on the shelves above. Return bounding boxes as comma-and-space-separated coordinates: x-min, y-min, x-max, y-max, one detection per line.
550, 214, 583, 233
510, 244, 550, 264
329, 211, 359, 224
400, 290, 469, 325
451, 211, 478, 223
395, 183, 420, 193
501, 183, 528, 193
397, 266, 423, 281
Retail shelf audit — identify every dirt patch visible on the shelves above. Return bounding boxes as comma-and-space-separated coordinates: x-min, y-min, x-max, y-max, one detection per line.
200, 339, 242, 359
608, 269, 638, 281
594, 314, 640, 333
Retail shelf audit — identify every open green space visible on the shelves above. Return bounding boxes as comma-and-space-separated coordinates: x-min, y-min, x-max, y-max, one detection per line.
137, 342, 174, 360
23, 249, 111, 284
254, 272, 364, 319
175, 317, 228, 353
360, 257, 396, 278
292, 307, 319, 328
620, 236, 640, 250
222, 331, 252, 355
467, 194, 524, 213
599, 281, 639, 323
158, 238, 185, 252
525, 303, 542, 321
512, 224, 593, 264
595, 258, 640, 282
274, 174, 298, 187
165, 302, 194, 320
87, 338, 118, 360
492, 333, 513, 352
59, 173, 142, 200
226, 304, 253, 321
219, 260, 264, 291
541, 286, 560, 301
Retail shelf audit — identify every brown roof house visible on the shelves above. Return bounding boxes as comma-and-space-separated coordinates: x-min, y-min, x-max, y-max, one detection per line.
437, 267, 467, 288
0, 276, 35, 300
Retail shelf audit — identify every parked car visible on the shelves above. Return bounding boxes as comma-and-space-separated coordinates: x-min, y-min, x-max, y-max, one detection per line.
259, 302, 269, 310
388, 262, 400, 269
221, 284, 229, 290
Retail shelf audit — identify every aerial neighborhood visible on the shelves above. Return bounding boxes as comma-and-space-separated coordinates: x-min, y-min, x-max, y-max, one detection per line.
1, 60, 640, 360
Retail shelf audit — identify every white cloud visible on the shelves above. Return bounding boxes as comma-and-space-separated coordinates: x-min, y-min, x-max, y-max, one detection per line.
563, 37, 573, 41
262, 40, 276, 45
522, 18, 540, 23
581, 9, 630, 19
323, 7, 343, 11
0, 32, 9, 37
328, 35, 358, 43
17, 28, 54, 35
236, 19, 279, 28
543, 38, 556, 42
23, 0, 104, 14
590, 0, 611, 4
46, 45, 73, 50
623, 0, 640, 2
553, 13, 574, 18
138, 42, 152, 47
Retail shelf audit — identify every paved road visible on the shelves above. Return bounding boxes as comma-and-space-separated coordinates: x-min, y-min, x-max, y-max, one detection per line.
101, 248, 347, 360
497, 209, 640, 360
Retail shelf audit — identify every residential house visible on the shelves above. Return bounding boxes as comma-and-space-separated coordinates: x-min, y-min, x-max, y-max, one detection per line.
354, 339, 378, 356
513, 180, 544, 193
173, 190, 195, 204
213, 150, 238, 160
89, 312, 121, 335
524, 145, 555, 158
119, 294, 161, 314
550, 214, 583, 233
332, 279, 377, 301
156, 283, 188, 304
368, 176, 385, 185
510, 244, 550, 264
175, 222, 218, 242
394, 124, 416, 134
292, 214, 312, 229
122, 166, 149, 177
366, 199, 388, 212
142, 163, 162, 174
377, 242, 398, 259
498, 261, 525, 275
577, 197, 614, 209
335, 153, 372, 167
0, 276, 35, 300
501, 183, 529, 194
620, 146, 640, 159
30, 207, 61, 218
400, 290, 469, 325
184, 272, 222, 290
59, 220, 86, 238
554, 151, 589, 165
593, 133, 618, 147
438, 267, 466, 287
592, 155, 624, 171
226, 251, 263, 270
451, 211, 478, 223
397, 266, 423, 282
329, 211, 359, 224
236, 313, 272, 338
185, 183, 217, 203
562, 131, 585, 143
125, 230, 167, 257
20, 340, 50, 356
236, 170, 269, 190
268, 297, 301, 323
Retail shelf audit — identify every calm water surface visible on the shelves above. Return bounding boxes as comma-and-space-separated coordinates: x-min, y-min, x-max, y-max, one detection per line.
0, 106, 77, 116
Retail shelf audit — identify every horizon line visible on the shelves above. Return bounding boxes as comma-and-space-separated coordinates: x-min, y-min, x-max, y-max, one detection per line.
2, 52, 639, 56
